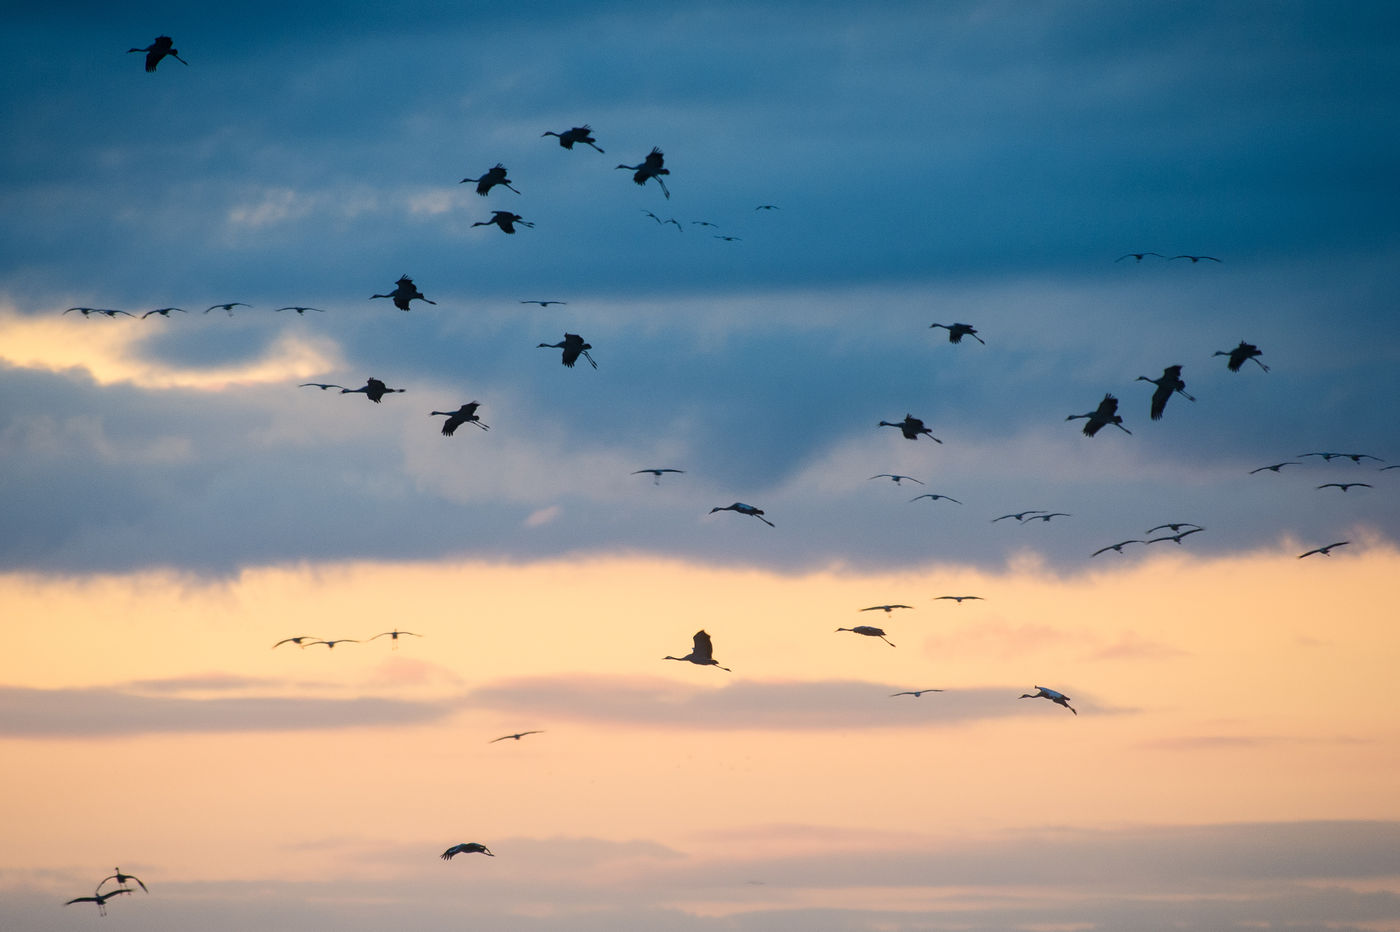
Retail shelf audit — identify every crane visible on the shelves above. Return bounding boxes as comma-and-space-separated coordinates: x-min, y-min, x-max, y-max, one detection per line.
97, 869, 147, 895
205, 302, 250, 316
537, 333, 596, 368
664, 630, 731, 671
520, 299, 567, 307
1213, 341, 1269, 372
490, 730, 544, 742
371, 275, 436, 311
370, 629, 423, 643
340, 378, 403, 403
910, 493, 961, 504
708, 503, 774, 527
473, 211, 534, 234
430, 402, 489, 436
1135, 365, 1196, 420
541, 125, 604, 152
861, 604, 913, 614
1171, 254, 1221, 263
460, 163, 519, 196
1249, 462, 1301, 474
890, 688, 943, 697
272, 636, 321, 648
878, 414, 941, 442
835, 625, 895, 646
1091, 540, 1144, 556
992, 510, 1046, 522
1299, 541, 1349, 558
141, 307, 186, 318
633, 468, 685, 485
933, 595, 983, 603
1317, 482, 1371, 492
306, 639, 359, 649
128, 35, 186, 71
441, 842, 494, 859
1115, 252, 1163, 262
928, 322, 984, 344
1066, 394, 1131, 436
1020, 685, 1076, 714
65, 889, 132, 917
275, 306, 326, 314
869, 473, 923, 485
616, 147, 670, 198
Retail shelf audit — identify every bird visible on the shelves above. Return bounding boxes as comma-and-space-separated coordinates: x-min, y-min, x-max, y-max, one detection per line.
537, 333, 596, 368
633, 468, 685, 485
754, 204, 781, 211
97, 869, 147, 895
370, 629, 423, 642
934, 595, 983, 603
1115, 252, 1163, 262
460, 163, 519, 196
274, 306, 326, 314
1135, 365, 1196, 420
65, 889, 132, 917
664, 630, 731, 671
890, 689, 943, 697
690, 220, 719, 228
1306, 452, 1385, 464
272, 636, 321, 648
441, 842, 494, 859
1249, 462, 1301, 474
878, 414, 941, 442
1317, 482, 1371, 492
910, 493, 961, 504
928, 322, 984, 344
299, 382, 346, 391
307, 639, 359, 649
1066, 394, 1131, 436
1025, 512, 1071, 522
490, 730, 544, 743
1171, 254, 1222, 263
87, 308, 136, 318
1020, 685, 1076, 714
140, 307, 186, 318
1146, 527, 1205, 544
63, 307, 109, 316
1213, 341, 1269, 372
992, 510, 1046, 522
713, 234, 741, 242
340, 378, 403, 403
616, 147, 670, 198
541, 125, 604, 152
861, 604, 913, 614
708, 503, 774, 527
1145, 523, 1202, 534
128, 35, 186, 72
473, 211, 534, 234
1091, 540, 1144, 556
205, 302, 250, 316
520, 299, 566, 307
371, 275, 436, 311
1299, 541, 1349, 558
835, 625, 895, 646
869, 473, 923, 485
430, 402, 489, 436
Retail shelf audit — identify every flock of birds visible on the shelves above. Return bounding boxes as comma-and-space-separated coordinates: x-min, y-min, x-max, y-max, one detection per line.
47, 32, 1391, 907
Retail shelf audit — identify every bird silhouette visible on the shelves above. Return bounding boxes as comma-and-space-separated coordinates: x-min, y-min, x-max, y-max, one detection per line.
1213, 341, 1269, 372
430, 402, 489, 436
128, 35, 186, 71
1302, 452, 1384, 464
708, 503, 774, 526
205, 302, 249, 316
928, 322, 984, 344
64, 307, 109, 316
537, 333, 596, 368
1249, 462, 1301, 474
1115, 252, 1163, 262
341, 378, 403, 403
307, 639, 359, 649
664, 629, 731, 671
460, 163, 519, 196
473, 211, 534, 234
1026, 512, 1071, 523
371, 275, 436, 311
992, 510, 1046, 522
1299, 541, 1349, 558
520, 299, 567, 307
890, 688, 943, 697
616, 147, 670, 198
275, 306, 326, 315
754, 204, 780, 211
1020, 685, 1076, 714
65, 889, 132, 917
441, 842, 494, 859
869, 473, 923, 485
1135, 365, 1196, 420
1091, 540, 1145, 556
542, 125, 604, 152
633, 468, 685, 485
835, 625, 895, 646
1145, 523, 1202, 534
878, 414, 941, 442
933, 595, 983, 603
910, 493, 961, 504
1146, 527, 1205, 544
861, 604, 913, 614
713, 234, 741, 242
141, 307, 186, 318
299, 382, 346, 391
369, 629, 422, 643
491, 730, 545, 742
1317, 482, 1371, 492
97, 869, 147, 895
1171, 254, 1221, 263
272, 636, 321, 648
1066, 394, 1131, 436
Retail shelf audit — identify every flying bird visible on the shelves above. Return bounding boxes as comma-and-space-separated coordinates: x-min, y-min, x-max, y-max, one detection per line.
934, 595, 983, 603
65, 889, 132, 917
64, 307, 110, 316
664, 630, 731, 671
1171, 254, 1222, 263
341, 378, 403, 403
1145, 523, 1202, 534
1301, 452, 1384, 464
708, 503, 774, 527
1135, 365, 1196, 420
275, 306, 326, 314
473, 210, 534, 234
869, 473, 923, 485
1299, 541, 1349, 558
992, 510, 1046, 522
141, 307, 186, 318
835, 625, 895, 646
441, 842, 494, 859
1213, 341, 1269, 372
299, 382, 345, 391
371, 275, 436, 311
616, 147, 670, 198
1317, 482, 1371, 492
1091, 540, 1144, 556
1020, 685, 1076, 714
460, 163, 519, 196
861, 604, 913, 614
520, 299, 567, 307
1146, 527, 1205, 544
541, 125, 604, 152
306, 639, 359, 649
128, 35, 186, 71
1249, 462, 1301, 474
537, 333, 596, 368
272, 636, 321, 648
1025, 512, 1071, 523
633, 468, 685, 485
1066, 394, 1131, 436
713, 234, 741, 242
910, 493, 961, 504
491, 730, 544, 742
754, 204, 780, 211
205, 302, 250, 316
878, 414, 941, 442
369, 629, 423, 642
1115, 252, 1163, 262
97, 869, 147, 895
890, 689, 943, 697
431, 402, 489, 435
928, 322, 984, 344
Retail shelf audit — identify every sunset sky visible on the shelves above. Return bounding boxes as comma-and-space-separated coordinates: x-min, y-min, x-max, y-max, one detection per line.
2, 3, 1399, 931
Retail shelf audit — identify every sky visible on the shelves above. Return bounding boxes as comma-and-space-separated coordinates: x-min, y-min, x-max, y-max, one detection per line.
2, 2, 1399, 930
